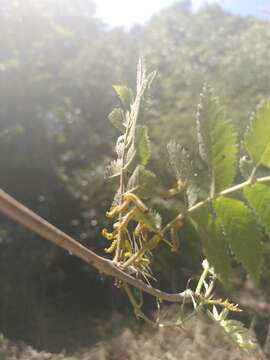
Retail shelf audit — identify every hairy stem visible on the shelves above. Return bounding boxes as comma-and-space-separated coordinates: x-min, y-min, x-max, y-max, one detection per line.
114, 129, 128, 262
114, 87, 143, 263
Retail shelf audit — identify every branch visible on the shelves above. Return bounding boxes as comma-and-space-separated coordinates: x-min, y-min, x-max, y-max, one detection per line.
162, 175, 270, 236
124, 175, 270, 267
0, 189, 195, 303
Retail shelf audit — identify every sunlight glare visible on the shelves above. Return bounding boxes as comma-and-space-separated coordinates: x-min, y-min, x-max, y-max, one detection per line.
94, 0, 177, 28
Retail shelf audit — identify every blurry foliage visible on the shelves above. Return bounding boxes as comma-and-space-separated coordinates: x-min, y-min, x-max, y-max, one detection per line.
0, 0, 270, 350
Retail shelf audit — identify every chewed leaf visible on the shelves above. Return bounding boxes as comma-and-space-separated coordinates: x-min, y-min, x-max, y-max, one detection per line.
214, 197, 263, 282
190, 207, 232, 287
127, 165, 157, 199
108, 108, 125, 132
196, 84, 237, 193
244, 182, 270, 236
245, 100, 270, 167
167, 141, 200, 206
105, 159, 122, 179
167, 141, 193, 183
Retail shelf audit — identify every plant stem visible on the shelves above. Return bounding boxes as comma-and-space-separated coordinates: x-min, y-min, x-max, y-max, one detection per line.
0, 188, 197, 303
195, 262, 210, 295
163, 175, 270, 237
124, 175, 270, 267
113, 130, 128, 262
114, 86, 143, 263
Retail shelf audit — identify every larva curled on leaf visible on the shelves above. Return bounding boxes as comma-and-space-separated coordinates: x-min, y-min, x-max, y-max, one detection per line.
104, 238, 118, 253
123, 192, 148, 212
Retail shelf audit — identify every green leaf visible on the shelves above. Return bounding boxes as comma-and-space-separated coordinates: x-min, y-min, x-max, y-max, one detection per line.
127, 165, 157, 199
209, 310, 257, 351
196, 84, 237, 193
133, 210, 162, 232
245, 100, 270, 167
214, 197, 263, 282
167, 141, 193, 183
124, 126, 151, 171
108, 108, 125, 132
240, 156, 270, 180
190, 207, 231, 286
244, 182, 270, 236
135, 126, 151, 166
167, 141, 199, 206
113, 85, 133, 108
105, 159, 122, 179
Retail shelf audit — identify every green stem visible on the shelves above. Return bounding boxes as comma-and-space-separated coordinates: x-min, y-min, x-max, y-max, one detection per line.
124, 175, 270, 268
162, 175, 270, 237
195, 262, 210, 295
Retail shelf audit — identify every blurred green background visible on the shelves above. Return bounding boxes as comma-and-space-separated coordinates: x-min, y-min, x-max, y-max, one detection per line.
0, 0, 270, 352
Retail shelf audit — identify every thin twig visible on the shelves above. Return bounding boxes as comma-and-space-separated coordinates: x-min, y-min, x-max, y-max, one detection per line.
0, 189, 195, 303
124, 175, 270, 267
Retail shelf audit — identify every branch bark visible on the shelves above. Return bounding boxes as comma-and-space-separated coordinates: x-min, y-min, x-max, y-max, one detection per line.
0, 189, 194, 303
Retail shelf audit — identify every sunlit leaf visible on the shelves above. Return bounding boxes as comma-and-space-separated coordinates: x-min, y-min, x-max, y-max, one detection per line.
190, 207, 232, 286
105, 159, 122, 179
135, 125, 151, 166
167, 141, 199, 206
214, 197, 263, 282
245, 100, 270, 167
113, 85, 133, 108
108, 108, 125, 132
196, 84, 237, 193
127, 165, 157, 198
244, 182, 270, 236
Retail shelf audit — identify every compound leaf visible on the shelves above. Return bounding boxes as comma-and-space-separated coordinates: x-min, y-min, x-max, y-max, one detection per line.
167, 141, 193, 184
135, 126, 151, 166
133, 209, 162, 233
105, 159, 122, 179
214, 197, 263, 282
244, 182, 270, 236
127, 165, 156, 199
209, 310, 257, 351
167, 141, 199, 206
113, 85, 133, 108
108, 108, 125, 132
245, 100, 270, 168
196, 85, 237, 193
190, 207, 232, 286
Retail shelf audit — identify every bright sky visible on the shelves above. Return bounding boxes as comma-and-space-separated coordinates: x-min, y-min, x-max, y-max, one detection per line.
94, 0, 268, 28
94, 0, 217, 28
94, 0, 175, 28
